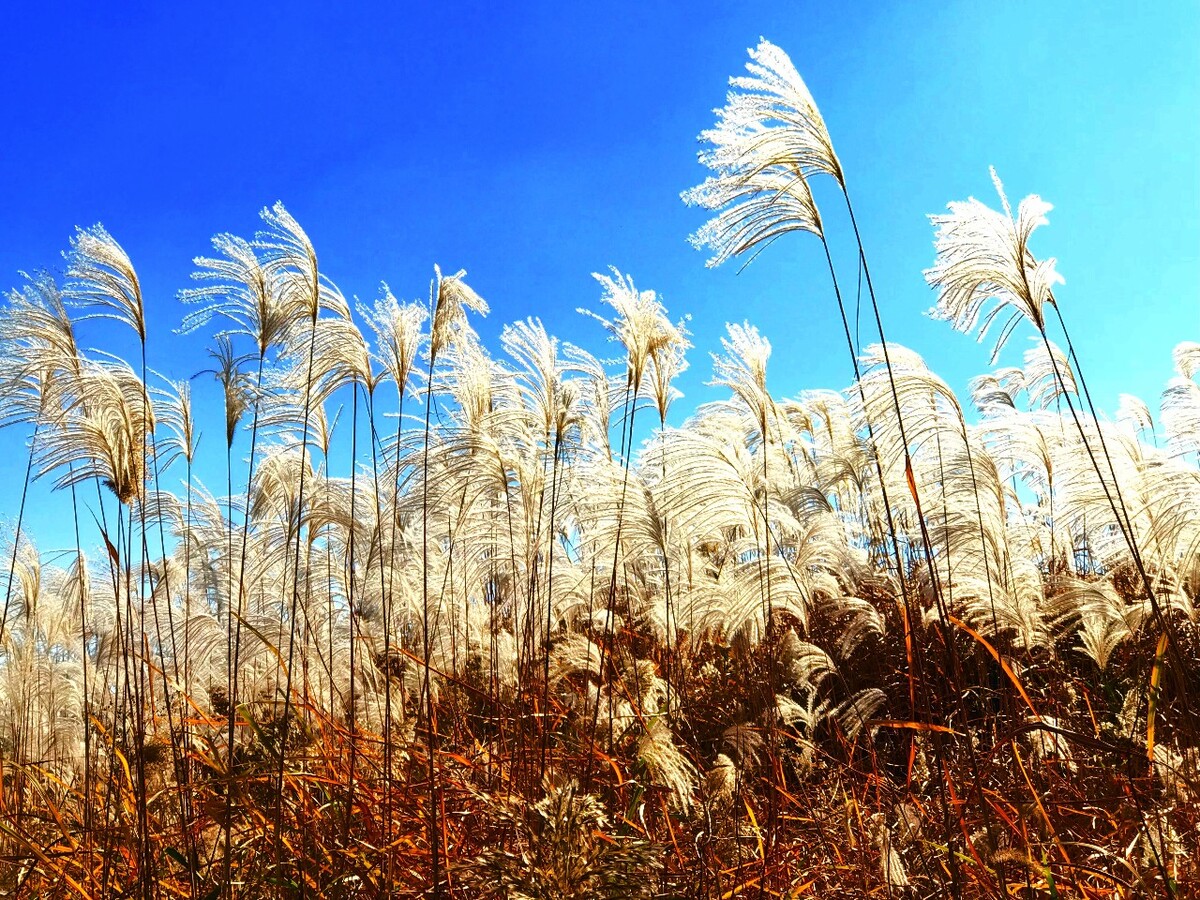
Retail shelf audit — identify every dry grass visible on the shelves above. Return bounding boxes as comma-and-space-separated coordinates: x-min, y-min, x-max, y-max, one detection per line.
0, 37, 1196, 900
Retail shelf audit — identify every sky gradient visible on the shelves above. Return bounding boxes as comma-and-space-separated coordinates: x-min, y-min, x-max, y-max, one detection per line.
1, 1, 1198, 545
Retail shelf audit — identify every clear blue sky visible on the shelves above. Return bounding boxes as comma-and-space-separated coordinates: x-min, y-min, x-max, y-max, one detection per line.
1, 1, 1197, 546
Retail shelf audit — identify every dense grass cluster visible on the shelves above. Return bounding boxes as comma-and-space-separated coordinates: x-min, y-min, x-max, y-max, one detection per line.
0, 38, 1197, 899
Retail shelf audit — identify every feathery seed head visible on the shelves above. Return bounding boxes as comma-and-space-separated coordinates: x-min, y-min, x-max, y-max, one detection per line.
702, 38, 842, 185
36, 358, 155, 504
204, 336, 251, 448
65, 224, 146, 343
255, 202, 350, 323
157, 377, 197, 466
585, 267, 682, 390
684, 38, 837, 268
430, 265, 488, 360
359, 285, 428, 394
182, 233, 299, 354
1173, 341, 1200, 380
1116, 393, 1154, 435
1023, 338, 1077, 409
925, 169, 1064, 361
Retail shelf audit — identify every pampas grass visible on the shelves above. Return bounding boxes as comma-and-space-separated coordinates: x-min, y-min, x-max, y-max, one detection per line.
0, 37, 1195, 900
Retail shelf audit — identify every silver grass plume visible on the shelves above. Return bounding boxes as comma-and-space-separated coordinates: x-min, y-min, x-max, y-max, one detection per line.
180, 233, 299, 354
204, 337, 251, 449
583, 267, 683, 395
709, 322, 774, 437
683, 38, 837, 267
868, 812, 911, 894
635, 717, 697, 813
646, 315, 691, 423
694, 39, 841, 183
65, 224, 146, 342
155, 377, 197, 470
1022, 338, 1077, 410
255, 202, 339, 323
703, 753, 738, 810
1163, 341, 1200, 456
37, 357, 155, 505
1173, 341, 1200, 380
430, 264, 489, 361
0, 271, 82, 425
1117, 393, 1155, 437
278, 310, 374, 404
359, 284, 428, 394
925, 168, 1064, 362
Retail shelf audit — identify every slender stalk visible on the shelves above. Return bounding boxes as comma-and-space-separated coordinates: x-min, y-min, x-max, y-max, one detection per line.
584, 373, 638, 776
539, 429, 563, 779
274, 308, 321, 870
224, 350, 267, 895
822, 215, 964, 896
1049, 305, 1192, 713
344, 379, 361, 842
0, 418, 41, 645
419, 346, 443, 896
381, 380, 407, 883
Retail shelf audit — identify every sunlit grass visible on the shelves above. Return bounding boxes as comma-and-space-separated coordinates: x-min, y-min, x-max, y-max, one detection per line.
0, 38, 1196, 900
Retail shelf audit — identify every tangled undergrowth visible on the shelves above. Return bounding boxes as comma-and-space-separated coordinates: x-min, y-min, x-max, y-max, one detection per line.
1, 38, 1197, 899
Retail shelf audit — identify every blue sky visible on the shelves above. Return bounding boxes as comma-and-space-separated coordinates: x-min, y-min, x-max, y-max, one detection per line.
1, 1, 1197, 546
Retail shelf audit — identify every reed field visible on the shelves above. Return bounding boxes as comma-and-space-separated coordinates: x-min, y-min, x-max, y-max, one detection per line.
0, 38, 1196, 899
